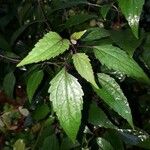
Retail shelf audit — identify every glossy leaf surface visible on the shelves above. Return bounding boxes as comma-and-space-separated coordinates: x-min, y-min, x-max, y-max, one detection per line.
49, 68, 84, 142
95, 73, 133, 127
17, 32, 70, 66
117, 0, 144, 38
94, 44, 150, 84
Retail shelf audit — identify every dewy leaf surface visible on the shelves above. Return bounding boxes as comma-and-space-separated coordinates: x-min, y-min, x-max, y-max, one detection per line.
95, 73, 133, 127
94, 44, 150, 84
73, 53, 98, 88
117, 0, 144, 38
17, 32, 70, 66
49, 68, 84, 142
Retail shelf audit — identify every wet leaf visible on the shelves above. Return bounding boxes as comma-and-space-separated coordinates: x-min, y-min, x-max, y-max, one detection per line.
48, 68, 84, 142
117, 129, 149, 146
95, 73, 133, 127
117, 0, 144, 38
94, 44, 150, 84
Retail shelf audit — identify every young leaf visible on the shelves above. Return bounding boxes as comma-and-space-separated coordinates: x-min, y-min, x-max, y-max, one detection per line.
95, 73, 133, 127
27, 70, 44, 102
70, 30, 86, 41
13, 139, 25, 150
117, 0, 144, 38
72, 53, 98, 88
97, 137, 114, 150
94, 44, 150, 84
48, 68, 84, 142
88, 102, 117, 129
3, 72, 16, 98
17, 32, 70, 67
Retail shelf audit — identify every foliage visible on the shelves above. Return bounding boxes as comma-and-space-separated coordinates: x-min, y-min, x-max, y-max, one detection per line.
0, 0, 150, 149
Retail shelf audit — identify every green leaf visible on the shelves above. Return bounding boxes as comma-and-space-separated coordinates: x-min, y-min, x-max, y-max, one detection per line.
70, 30, 86, 41
110, 28, 141, 56
117, 129, 149, 146
13, 139, 25, 150
88, 102, 117, 129
94, 44, 150, 84
41, 135, 59, 150
117, 0, 144, 38
27, 70, 44, 102
3, 72, 16, 98
95, 73, 133, 127
100, 5, 111, 20
33, 104, 50, 121
103, 130, 124, 150
17, 32, 70, 67
65, 14, 97, 28
48, 68, 84, 142
97, 137, 114, 150
81, 27, 109, 41
73, 53, 98, 88
60, 137, 77, 150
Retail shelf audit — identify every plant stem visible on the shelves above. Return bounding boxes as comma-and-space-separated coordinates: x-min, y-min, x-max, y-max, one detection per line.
0, 54, 20, 63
